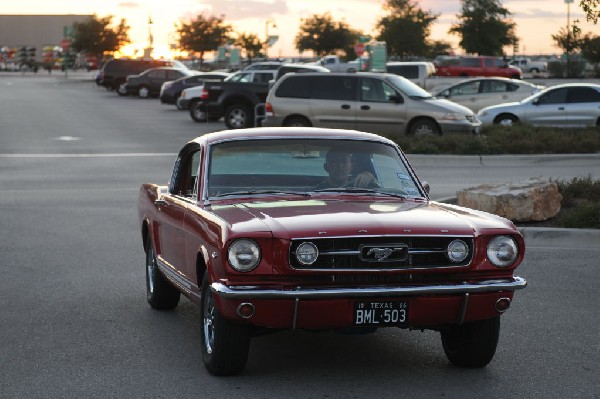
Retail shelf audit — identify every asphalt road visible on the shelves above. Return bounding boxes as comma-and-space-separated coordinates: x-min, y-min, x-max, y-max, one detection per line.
0, 72, 599, 398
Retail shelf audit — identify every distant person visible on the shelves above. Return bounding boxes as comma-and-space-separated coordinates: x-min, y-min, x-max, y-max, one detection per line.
315, 150, 379, 189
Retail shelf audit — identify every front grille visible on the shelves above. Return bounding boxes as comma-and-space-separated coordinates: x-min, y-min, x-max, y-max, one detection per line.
289, 236, 473, 270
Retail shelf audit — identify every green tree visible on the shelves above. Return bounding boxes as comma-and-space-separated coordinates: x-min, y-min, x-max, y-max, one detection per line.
70, 14, 130, 61
177, 14, 233, 64
552, 26, 585, 77
449, 0, 517, 56
581, 34, 600, 77
375, 0, 439, 60
579, 0, 600, 24
295, 13, 360, 58
235, 33, 264, 61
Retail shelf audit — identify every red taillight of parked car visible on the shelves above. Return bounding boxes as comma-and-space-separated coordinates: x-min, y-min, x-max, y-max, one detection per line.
265, 102, 274, 117
200, 88, 210, 100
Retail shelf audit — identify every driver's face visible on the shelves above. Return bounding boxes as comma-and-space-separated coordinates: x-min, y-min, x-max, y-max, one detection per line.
325, 153, 352, 180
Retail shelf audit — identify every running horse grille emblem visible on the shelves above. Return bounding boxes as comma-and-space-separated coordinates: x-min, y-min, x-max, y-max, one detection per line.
360, 244, 409, 262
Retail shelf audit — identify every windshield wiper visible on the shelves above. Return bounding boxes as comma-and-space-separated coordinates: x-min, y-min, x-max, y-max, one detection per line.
213, 189, 311, 197
313, 187, 406, 199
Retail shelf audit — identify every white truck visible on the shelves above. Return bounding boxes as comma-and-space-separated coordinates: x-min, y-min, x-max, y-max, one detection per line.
312, 55, 367, 72
509, 57, 548, 75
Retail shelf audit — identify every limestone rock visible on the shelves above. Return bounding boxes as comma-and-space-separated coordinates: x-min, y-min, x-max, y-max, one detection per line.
457, 179, 562, 222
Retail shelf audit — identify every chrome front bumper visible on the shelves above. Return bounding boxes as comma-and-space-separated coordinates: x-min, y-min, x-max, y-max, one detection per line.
211, 276, 527, 299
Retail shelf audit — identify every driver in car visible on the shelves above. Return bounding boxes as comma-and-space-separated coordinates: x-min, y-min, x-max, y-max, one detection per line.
315, 150, 379, 189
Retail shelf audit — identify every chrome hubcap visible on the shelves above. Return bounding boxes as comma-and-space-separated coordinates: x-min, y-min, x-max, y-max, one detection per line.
203, 291, 215, 354
229, 109, 246, 128
139, 88, 149, 98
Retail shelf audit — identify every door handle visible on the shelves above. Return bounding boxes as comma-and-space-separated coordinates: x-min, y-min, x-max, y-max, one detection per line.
361, 105, 370, 110
154, 199, 168, 207
341, 104, 351, 110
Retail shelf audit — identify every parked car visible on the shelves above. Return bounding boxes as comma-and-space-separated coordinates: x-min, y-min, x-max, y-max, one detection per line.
122, 67, 193, 98
97, 58, 186, 91
138, 126, 527, 376
160, 71, 231, 106
477, 83, 600, 127
435, 56, 522, 79
262, 72, 481, 136
434, 77, 544, 112
184, 68, 279, 125
242, 61, 284, 71
386, 61, 436, 88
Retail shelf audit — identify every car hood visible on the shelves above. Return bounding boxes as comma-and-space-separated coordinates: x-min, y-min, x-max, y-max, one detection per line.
421, 98, 475, 115
478, 101, 522, 114
208, 198, 515, 239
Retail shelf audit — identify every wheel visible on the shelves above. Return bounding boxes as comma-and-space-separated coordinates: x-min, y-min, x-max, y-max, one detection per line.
408, 118, 441, 136
117, 83, 128, 96
145, 236, 180, 310
283, 116, 311, 127
494, 114, 519, 126
176, 97, 185, 110
530, 68, 539, 73
441, 316, 500, 368
224, 104, 253, 129
200, 272, 250, 376
189, 101, 207, 122
138, 86, 150, 98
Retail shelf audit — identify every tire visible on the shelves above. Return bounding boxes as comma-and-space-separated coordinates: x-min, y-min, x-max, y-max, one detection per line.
189, 101, 207, 122
224, 104, 253, 129
441, 316, 500, 368
530, 68, 539, 73
200, 272, 250, 376
176, 97, 185, 110
117, 83, 128, 96
145, 236, 180, 310
408, 118, 441, 136
494, 114, 519, 126
283, 116, 312, 127
138, 86, 150, 98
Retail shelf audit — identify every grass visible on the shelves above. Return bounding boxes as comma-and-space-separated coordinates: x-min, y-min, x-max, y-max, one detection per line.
390, 125, 600, 155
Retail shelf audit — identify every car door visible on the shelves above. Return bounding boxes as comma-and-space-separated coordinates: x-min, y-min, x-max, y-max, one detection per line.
308, 75, 357, 129
145, 69, 166, 92
355, 76, 406, 135
479, 80, 516, 111
443, 80, 482, 111
155, 144, 199, 279
564, 86, 600, 127
525, 87, 568, 127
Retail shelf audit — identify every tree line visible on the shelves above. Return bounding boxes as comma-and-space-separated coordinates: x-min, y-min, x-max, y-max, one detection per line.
71, 0, 600, 69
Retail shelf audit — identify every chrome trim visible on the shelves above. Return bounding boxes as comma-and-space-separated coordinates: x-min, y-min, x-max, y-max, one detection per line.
211, 276, 527, 299
156, 256, 193, 292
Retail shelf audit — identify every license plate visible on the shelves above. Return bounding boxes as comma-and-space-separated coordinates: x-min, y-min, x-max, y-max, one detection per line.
354, 301, 408, 326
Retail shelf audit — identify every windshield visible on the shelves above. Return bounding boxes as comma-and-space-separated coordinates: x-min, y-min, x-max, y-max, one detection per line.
386, 75, 432, 99
206, 139, 424, 199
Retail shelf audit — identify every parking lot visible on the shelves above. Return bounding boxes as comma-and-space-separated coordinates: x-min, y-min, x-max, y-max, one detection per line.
0, 72, 599, 398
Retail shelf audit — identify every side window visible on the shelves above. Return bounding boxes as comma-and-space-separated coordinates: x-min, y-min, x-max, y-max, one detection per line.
484, 58, 494, 67
147, 69, 164, 79
167, 70, 183, 80
568, 87, 600, 103
169, 147, 201, 198
451, 81, 480, 95
254, 72, 274, 83
311, 76, 356, 101
486, 81, 509, 93
275, 76, 310, 98
538, 88, 568, 105
360, 78, 389, 102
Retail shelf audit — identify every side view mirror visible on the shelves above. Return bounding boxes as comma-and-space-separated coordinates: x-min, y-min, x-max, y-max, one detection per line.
421, 181, 430, 195
389, 94, 404, 104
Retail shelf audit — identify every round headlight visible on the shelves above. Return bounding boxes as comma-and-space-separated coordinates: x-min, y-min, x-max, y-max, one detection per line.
295, 242, 318, 265
487, 235, 518, 267
227, 239, 260, 272
447, 239, 469, 263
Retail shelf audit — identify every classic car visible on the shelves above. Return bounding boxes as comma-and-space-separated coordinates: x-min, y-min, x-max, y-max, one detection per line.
137, 127, 527, 376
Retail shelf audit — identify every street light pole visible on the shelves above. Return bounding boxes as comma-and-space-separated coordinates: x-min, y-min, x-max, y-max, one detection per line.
265, 18, 276, 59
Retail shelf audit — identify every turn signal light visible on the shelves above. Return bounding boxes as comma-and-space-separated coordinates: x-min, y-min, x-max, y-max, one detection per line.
495, 297, 511, 313
237, 302, 255, 318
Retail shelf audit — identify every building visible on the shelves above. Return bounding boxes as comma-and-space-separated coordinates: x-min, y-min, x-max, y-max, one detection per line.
0, 14, 91, 63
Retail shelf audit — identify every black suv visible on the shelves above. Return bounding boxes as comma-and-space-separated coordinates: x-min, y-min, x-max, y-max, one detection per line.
123, 67, 192, 98
97, 59, 181, 91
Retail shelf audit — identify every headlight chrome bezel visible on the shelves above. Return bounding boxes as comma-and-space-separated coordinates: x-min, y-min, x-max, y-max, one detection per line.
447, 239, 469, 263
487, 235, 519, 268
227, 238, 261, 272
295, 242, 319, 265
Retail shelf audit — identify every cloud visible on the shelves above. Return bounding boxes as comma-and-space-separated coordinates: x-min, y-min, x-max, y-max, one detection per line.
118, 2, 140, 8
197, 0, 289, 20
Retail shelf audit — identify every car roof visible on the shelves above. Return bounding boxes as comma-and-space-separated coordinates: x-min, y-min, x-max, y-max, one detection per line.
190, 127, 395, 147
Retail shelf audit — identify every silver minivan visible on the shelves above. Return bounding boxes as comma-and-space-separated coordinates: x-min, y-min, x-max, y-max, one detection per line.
262, 72, 480, 136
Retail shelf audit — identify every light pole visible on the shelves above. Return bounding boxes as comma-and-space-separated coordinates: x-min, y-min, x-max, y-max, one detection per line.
265, 18, 276, 59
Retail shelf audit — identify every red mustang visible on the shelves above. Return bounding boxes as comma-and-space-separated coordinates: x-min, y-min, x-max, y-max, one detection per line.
138, 127, 526, 375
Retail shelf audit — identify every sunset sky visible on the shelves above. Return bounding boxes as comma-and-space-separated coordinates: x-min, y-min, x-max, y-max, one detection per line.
2, 0, 597, 58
